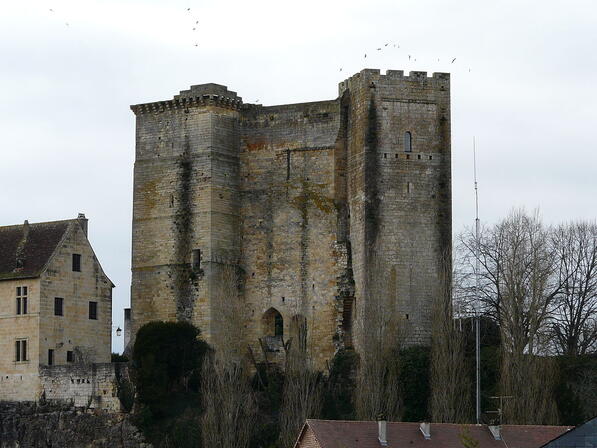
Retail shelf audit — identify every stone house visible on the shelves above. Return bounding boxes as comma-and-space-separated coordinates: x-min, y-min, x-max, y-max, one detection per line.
293, 419, 572, 448
0, 214, 113, 401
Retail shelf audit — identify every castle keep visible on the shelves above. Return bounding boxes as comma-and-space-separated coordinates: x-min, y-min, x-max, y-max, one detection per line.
130, 69, 451, 368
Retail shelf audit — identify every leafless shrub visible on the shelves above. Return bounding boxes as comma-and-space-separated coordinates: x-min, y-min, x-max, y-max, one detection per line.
430, 250, 471, 423
277, 282, 324, 448
277, 335, 324, 448
353, 247, 403, 421
201, 265, 256, 448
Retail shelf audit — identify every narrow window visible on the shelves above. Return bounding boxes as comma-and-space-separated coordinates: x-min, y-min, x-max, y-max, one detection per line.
192, 249, 201, 269
89, 301, 98, 320
48, 349, 54, 366
66, 351, 74, 363
72, 254, 81, 272
404, 131, 412, 152
274, 313, 284, 337
15, 340, 27, 362
54, 297, 64, 316
16, 286, 28, 315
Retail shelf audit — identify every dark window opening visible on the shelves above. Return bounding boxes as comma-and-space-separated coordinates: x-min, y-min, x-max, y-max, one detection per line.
417, 154, 422, 160
22, 298, 27, 314
192, 249, 201, 269
406, 154, 410, 160
89, 301, 98, 320
48, 349, 54, 366
16, 298, 21, 315
405, 313, 409, 320
72, 254, 81, 272
16, 340, 27, 362
54, 297, 64, 316
395, 154, 398, 158
429, 155, 433, 160
404, 131, 412, 152
274, 314, 283, 337
384, 153, 387, 159
67, 351, 74, 363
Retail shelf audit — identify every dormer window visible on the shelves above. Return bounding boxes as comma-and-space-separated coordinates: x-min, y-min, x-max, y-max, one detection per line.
404, 131, 412, 152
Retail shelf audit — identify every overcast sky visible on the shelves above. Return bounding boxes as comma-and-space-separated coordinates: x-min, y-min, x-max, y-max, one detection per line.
1, 0, 595, 352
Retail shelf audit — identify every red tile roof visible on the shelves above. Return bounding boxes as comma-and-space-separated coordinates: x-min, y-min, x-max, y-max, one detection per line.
296, 419, 572, 448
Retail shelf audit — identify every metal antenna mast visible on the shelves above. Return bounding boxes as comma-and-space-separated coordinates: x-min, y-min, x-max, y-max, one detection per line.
474, 136, 481, 424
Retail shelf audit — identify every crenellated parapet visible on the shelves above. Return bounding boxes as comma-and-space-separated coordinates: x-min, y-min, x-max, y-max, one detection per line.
338, 68, 450, 95
131, 83, 243, 115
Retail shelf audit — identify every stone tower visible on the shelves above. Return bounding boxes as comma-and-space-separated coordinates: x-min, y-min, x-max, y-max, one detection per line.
130, 69, 451, 368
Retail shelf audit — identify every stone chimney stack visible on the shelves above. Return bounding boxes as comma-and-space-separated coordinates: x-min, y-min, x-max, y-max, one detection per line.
15, 220, 30, 269
420, 422, 431, 440
488, 425, 502, 440
377, 415, 388, 446
77, 213, 88, 236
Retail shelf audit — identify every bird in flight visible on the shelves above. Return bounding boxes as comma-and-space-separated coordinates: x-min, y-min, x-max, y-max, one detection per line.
451, 58, 457, 63
49, 8, 54, 12
377, 47, 381, 50
187, 8, 191, 11
408, 55, 411, 60
339, 68, 343, 71
385, 43, 388, 46
364, 53, 367, 58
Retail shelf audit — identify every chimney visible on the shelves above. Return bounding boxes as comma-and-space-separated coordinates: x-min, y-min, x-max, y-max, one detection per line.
488, 425, 502, 440
377, 415, 388, 446
15, 220, 30, 270
420, 422, 431, 440
77, 213, 88, 236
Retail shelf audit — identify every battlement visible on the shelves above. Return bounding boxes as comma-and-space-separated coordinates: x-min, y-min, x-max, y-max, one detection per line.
131, 83, 242, 115
338, 68, 450, 95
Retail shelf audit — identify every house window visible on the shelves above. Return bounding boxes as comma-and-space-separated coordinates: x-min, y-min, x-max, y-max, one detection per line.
16, 286, 28, 315
54, 297, 64, 316
15, 339, 27, 362
192, 249, 201, 269
48, 349, 54, 366
66, 351, 74, 363
89, 301, 98, 320
404, 131, 412, 152
72, 254, 81, 272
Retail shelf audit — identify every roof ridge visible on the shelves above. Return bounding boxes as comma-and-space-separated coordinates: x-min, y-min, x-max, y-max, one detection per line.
0, 218, 77, 230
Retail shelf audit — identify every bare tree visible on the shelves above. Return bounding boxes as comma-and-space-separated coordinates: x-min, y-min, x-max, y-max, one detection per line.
354, 247, 403, 421
430, 250, 471, 423
201, 265, 256, 448
277, 280, 324, 448
277, 330, 324, 448
551, 222, 597, 355
457, 210, 560, 424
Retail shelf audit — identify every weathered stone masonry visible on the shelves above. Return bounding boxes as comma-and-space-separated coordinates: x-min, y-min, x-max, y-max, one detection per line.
130, 69, 451, 369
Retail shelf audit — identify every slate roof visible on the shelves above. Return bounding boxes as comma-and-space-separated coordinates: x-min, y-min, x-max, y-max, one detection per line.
0, 219, 72, 280
541, 416, 597, 448
296, 419, 572, 448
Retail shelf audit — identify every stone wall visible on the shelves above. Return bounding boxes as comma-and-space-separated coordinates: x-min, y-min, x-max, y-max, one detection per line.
40, 221, 113, 367
0, 278, 41, 401
39, 362, 127, 412
0, 401, 148, 448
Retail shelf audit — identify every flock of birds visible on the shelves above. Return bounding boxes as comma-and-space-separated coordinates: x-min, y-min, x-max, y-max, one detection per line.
339, 42, 464, 73
47, 6, 471, 77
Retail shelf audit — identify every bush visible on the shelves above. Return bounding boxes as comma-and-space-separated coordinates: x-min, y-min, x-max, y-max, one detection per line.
132, 321, 209, 416
322, 348, 358, 420
399, 346, 430, 421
